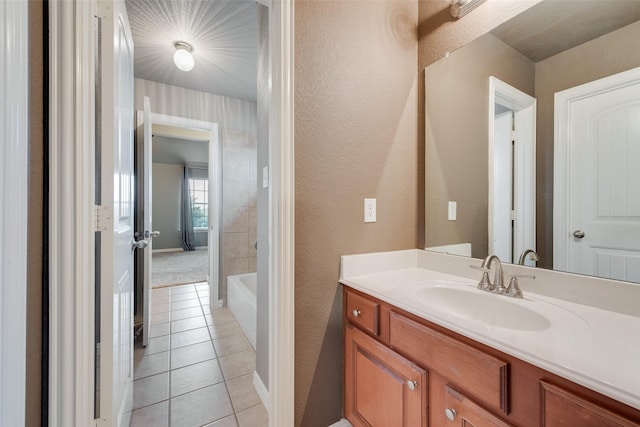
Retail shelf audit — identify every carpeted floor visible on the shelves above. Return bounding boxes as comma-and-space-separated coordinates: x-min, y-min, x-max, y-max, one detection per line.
152, 248, 208, 288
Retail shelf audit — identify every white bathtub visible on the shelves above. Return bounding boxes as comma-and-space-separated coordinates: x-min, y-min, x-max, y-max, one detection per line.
227, 272, 256, 350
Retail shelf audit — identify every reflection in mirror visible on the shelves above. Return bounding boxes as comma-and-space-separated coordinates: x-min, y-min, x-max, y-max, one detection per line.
424, 0, 640, 282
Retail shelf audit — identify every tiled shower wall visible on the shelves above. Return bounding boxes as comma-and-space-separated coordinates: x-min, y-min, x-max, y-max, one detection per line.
221, 129, 257, 301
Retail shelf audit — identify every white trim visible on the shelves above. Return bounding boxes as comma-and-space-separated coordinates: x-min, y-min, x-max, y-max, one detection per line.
0, 0, 29, 425
253, 371, 270, 412
48, 0, 97, 425
488, 76, 537, 263
147, 112, 221, 309
554, 66, 640, 271
268, 0, 295, 425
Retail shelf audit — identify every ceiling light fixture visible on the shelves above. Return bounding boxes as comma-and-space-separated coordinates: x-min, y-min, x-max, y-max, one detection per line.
173, 41, 195, 72
449, 0, 487, 18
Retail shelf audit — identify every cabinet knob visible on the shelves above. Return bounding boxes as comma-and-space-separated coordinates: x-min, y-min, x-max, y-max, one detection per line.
352, 309, 361, 317
406, 380, 418, 391
445, 408, 457, 421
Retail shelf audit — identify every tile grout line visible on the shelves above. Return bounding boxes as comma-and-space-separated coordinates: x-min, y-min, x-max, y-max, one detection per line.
200, 287, 242, 427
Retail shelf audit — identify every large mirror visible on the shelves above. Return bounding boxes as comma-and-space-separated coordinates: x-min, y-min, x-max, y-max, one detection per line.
424, 0, 640, 282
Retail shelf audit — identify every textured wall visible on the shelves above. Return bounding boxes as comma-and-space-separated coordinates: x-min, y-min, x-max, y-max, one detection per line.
294, 0, 418, 425
26, 2, 44, 425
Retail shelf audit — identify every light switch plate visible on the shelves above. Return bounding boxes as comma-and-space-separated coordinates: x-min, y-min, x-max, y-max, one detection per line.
448, 201, 457, 221
364, 198, 376, 223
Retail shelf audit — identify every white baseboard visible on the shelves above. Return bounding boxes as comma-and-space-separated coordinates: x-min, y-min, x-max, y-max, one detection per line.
328, 419, 352, 427
253, 371, 270, 413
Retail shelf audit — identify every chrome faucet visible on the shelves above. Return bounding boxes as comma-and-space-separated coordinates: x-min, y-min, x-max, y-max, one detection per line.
518, 249, 539, 265
471, 254, 506, 293
471, 254, 532, 298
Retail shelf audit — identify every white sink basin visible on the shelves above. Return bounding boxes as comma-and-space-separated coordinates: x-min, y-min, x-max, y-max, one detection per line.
417, 286, 552, 331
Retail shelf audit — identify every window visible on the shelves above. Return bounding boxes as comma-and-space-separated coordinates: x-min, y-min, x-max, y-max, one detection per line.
189, 178, 208, 229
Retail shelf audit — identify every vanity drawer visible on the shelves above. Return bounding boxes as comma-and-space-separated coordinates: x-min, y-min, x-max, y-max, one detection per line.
540, 382, 640, 427
389, 311, 509, 414
346, 289, 380, 336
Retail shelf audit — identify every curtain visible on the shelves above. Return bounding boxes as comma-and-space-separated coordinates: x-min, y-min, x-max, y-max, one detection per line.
181, 166, 196, 251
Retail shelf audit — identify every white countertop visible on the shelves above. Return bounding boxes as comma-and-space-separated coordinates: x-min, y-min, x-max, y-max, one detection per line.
340, 250, 640, 410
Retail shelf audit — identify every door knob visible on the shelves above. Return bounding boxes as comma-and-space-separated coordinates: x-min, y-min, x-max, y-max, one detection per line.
144, 230, 160, 238
352, 310, 361, 318
573, 230, 585, 239
406, 380, 418, 391
445, 408, 457, 421
131, 239, 148, 251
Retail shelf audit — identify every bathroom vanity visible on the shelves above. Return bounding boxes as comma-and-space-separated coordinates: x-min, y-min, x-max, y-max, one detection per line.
340, 250, 640, 426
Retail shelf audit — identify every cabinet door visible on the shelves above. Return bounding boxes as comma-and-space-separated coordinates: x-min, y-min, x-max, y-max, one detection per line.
345, 324, 428, 427
444, 385, 513, 427
541, 382, 640, 427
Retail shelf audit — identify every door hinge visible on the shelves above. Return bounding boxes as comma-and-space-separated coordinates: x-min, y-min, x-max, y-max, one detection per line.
94, 205, 111, 232
511, 209, 517, 221
511, 129, 516, 142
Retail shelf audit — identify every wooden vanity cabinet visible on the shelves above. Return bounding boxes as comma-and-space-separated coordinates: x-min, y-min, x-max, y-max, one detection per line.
343, 287, 640, 427
344, 324, 428, 426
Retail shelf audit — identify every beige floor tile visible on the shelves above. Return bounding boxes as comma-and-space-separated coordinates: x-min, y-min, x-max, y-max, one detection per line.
133, 351, 169, 380
209, 308, 236, 323
151, 293, 171, 305
172, 298, 201, 311
129, 400, 168, 427
135, 335, 170, 358
150, 311, 171, 325
151, 302, 171, 314
149, 322, 170, 338
204, 415, 238, 427
171, 291, 199, 302
171, 315, 207, 334
152, 287, 171, 297
171, 326, 210, 349
208, 321, 243, 340
171, 284, 196, 295
213, 333, 251, 357
170, 359, 224, 397
170, 383, 234, 427
171, 341, 216, 370
172, 306, 203, 321
132, 372, 169, 410
236, 403, 268, 427
226, 373, 261, 412
202, 305, 212, 314
218, 349, 256, 380
195, 282, 209, 290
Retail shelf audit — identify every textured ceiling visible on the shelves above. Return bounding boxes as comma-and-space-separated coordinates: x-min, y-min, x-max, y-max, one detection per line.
126, 0, 258, 102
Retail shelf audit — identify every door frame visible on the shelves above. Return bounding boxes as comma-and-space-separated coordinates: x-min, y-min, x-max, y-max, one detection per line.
488, 76, 537, 264
554, 66, 640, 271
144, 112, 221, 308
0, 0, 29, 425
48, 0, 98, 425
48, 0, 296, 425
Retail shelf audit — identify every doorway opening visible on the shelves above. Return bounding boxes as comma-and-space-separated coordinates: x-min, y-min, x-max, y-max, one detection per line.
488, 76, 537, 264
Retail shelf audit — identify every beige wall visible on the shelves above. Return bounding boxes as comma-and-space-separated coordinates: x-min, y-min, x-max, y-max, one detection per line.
424, 34, 535, 257
26, 2, 44, 425
294, 0, 418, 424
534, 19, 640, 268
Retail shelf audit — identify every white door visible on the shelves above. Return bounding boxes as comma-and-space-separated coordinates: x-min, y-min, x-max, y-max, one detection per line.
98, 0, 136, 425
492, 111, 514, 262
556, 68, 640, 281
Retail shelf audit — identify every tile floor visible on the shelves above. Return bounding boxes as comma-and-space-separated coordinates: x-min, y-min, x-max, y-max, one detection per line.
130, 282, 268, 427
